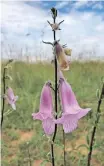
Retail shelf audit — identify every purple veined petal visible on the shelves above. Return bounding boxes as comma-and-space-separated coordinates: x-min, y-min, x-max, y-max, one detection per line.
56, 114, 78, 133
77, 108, 91, 119
32, 83, 53, 123
42, 117, 55, 135
7, 87, 15, 101
57, 78, 91, 133
63, 115, 78, 133
59, 78, 91, 115
6, 96, 12, 105
32, 82, 53, 121
56, 108, 91, 133
7, 96, 18, 104
32, 112, 50, 121
59, 78, 79, 114
6, 96, 16, 110
32, 82, 55, 135
6, 87, 18, 110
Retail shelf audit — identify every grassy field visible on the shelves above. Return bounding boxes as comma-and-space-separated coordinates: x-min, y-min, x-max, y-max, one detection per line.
1, 61, 104, 166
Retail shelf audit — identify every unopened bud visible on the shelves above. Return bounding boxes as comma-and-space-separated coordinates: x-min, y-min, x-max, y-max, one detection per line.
51, 7, 57, 18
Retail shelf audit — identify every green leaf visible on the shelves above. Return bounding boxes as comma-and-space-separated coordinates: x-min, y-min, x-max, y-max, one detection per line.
101, 76, 104, 83
46, 152, 51, 158
96, 89, 100, 99
86, 135, 90, 145
4, 109, 13, 116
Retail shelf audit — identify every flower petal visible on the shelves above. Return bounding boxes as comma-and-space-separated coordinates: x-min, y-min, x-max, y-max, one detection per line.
11, 103, 16, 110
56, 114, 78, 133
32, 82, 53, 121
58, 77, 91, 133
32, 112, 49, 121
77, 108, 91, 119
42, 118, 55, 135
7, 87, 15, 101
59, 78, 79, 114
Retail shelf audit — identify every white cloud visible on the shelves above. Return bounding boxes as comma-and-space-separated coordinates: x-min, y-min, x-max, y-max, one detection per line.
73, 1, 89, 9
55, 1, 70, 9
1, 1, 104, 60
95, 23, 104, 32
1, 1, 50, 33
92, 2, 104, 10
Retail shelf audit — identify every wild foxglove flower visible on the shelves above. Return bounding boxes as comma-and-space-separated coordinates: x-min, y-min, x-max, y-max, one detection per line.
6, 87, 18, 110
56, 78, 91, 133
32, 82, 55, 135
54, 41, 70, 71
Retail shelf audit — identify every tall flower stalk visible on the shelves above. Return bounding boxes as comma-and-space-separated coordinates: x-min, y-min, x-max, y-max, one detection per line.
42, 8, 65, 166
1, 59, 13, 128
32, 7, 91, 166
87, 82, 104, 166
63, 129, 66, 166
51, 8, 58, 166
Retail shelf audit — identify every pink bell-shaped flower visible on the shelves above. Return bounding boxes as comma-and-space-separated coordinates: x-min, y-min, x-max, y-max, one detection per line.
32, 82, 55, 135
6, 87, 18, 110
56, 78, 91, 133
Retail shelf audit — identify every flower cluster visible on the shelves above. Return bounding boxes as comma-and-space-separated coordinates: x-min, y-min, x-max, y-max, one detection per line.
32, 9, 91, 135
32, 70, 91, 135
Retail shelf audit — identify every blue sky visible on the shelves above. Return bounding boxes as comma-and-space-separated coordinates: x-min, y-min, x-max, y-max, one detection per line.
35, 1, 103, 12
1, 1, 104, 60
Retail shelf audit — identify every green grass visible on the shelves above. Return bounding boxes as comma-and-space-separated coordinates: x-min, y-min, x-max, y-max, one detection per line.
1, 61, 104, 166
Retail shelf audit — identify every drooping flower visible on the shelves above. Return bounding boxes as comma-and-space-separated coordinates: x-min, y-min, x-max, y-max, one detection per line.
32, 82, 55, 135
54, 41, 70, 71
6, 87, 18, 110
56, 78, 91, 133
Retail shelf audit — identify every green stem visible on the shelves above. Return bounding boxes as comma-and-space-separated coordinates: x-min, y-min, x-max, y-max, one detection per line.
51, 15, 58, 166
87, 83, 104, 166
63, 129, 66, 166
1, 60, 13, 128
